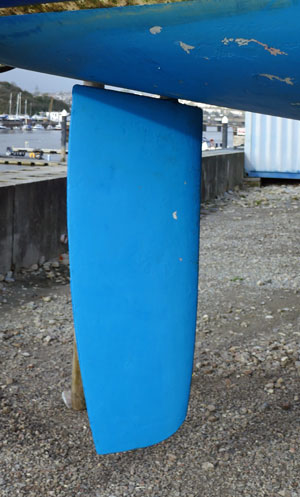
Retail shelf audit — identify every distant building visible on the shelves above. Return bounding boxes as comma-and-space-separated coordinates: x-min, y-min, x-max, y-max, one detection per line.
45, 110, 68, 123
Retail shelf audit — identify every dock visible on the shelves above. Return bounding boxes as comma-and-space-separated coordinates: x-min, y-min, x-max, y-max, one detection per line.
0, 157, 63, 166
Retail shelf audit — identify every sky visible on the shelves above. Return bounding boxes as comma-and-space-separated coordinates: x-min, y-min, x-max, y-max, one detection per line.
0, 68, 80, 93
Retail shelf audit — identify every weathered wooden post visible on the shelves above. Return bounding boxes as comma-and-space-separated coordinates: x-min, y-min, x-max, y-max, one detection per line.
62, 335, 86, 410
60, 113, 67, 162
71, 336, 86, 410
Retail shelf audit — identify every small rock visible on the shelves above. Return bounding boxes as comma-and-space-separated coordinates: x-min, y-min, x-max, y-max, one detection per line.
202, 462, 214, 471
278, 490, 289, 497
42, 296, 51, 303
265, 382, 275, 389
29, 264, 38, 272
208, 415, 218, 422
5, 271, 15, 283
275, 377, 284, 388
167, 453, 177, 461
59, 253, 69, 266
0, 274, 4, 282
260, 402, 271, 411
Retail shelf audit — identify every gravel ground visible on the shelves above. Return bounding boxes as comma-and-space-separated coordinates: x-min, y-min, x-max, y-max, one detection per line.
1, 181, 300, 497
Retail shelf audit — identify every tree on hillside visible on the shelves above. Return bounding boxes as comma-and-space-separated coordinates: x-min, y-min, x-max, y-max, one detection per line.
0, 81, 70, 115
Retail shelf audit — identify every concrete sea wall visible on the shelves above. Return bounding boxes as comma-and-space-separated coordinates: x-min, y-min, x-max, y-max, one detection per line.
0, 177, 67, 274
0, 151, 244, 274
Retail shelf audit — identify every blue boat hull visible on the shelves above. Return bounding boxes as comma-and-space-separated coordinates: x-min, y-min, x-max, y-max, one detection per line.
1, 0, 300, 119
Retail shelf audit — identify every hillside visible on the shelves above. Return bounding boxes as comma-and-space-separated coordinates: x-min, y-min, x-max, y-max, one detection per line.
0, 81, 70, 115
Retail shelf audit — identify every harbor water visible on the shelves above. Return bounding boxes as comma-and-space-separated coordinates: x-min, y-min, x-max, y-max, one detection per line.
0, 129, 61, 159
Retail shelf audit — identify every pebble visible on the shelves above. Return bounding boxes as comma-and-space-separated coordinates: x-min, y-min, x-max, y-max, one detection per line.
202, 462, 214, 471
29, 264, 38, 272
5, 271, 15, 283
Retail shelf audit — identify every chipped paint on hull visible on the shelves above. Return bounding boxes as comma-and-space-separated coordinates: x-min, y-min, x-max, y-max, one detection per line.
0, 0, 300, 119
149, 25, 162, 34
179, 41, 195, 54
259, 74, 294, 85
222, 37, 287, 56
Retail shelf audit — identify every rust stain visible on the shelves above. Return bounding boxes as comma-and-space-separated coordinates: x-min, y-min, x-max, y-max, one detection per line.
259, 74, 294, 85
179, 41, 195, 54
222, 37, 287, 56
0, 0, 187, 16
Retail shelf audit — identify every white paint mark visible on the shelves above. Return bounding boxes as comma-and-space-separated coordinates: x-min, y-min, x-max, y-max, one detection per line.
259, 74, 294, 85
222, 37, 287, 56
222, 37, 234, 45
150, 26, 162, 35
179, 257, 183, 262
179, 41, 195, 54
184, 181, 187, 185
172, 211, 178, 220
291, 102, 300, 106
